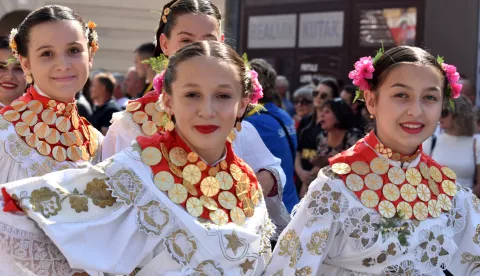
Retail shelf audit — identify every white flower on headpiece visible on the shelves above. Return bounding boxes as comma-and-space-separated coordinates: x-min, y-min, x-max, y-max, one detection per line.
85, 27, 90, 39
9, 28, 17, 41
9, 28, 19, 60
92, 31, 98, 42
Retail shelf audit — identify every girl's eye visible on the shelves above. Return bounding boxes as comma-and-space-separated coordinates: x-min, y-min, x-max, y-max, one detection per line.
218, 94, 231, 99
185, 92, 199, 98
69, 48, 81, 54
41, 51, 53, 57
181, 39, 192, 44
424, 95, 438, 101
394, 93, 408, 98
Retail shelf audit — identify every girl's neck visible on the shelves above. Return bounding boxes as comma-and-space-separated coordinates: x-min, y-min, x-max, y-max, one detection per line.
34, 84, 75, 103
376, 130, 417, 156
175, 130, 226, 165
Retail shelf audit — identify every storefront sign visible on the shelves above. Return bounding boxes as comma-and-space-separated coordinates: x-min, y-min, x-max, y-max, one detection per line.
299, 11, 344, 48
248, 14, 297, 48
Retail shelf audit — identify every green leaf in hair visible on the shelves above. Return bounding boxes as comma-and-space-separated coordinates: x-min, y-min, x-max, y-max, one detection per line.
242, 53, 250, 70
437, 56, 444, 65
372, 43, 384, 65
142, 54, 169, 74
353, 90, 364, 103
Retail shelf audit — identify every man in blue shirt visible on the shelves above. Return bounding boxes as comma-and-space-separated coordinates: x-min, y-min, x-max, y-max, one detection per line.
246, 59, 299, 212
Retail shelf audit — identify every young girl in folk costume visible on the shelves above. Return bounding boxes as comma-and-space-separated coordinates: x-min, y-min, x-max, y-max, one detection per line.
2, 41, 275, 275
0, 5, 102, 276
265, 45, 480, 275
102, 0, 290, 236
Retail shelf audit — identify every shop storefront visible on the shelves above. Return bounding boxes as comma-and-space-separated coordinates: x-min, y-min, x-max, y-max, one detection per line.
239, 0, 425, 90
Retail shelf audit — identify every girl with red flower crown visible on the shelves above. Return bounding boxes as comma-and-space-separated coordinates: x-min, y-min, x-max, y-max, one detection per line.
264, 45, 480, 275
2, 41, 274, 275
0, 5, 101, 276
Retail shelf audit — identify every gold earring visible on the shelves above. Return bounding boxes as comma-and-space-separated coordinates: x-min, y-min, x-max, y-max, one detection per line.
165, 114, 175, 132
235, 120, 242, 132
26, 75, 33, 84
370, 114, 374, 119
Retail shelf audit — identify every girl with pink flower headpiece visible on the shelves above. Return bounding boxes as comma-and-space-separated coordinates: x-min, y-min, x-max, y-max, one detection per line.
265, 45, 480, 276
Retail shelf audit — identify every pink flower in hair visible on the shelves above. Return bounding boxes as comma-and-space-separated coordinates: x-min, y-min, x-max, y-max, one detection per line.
153, 70, 166, 93
349, 56, 374, 91
442, 63, 462, 98
354, 56, 375, 79
250, 69, 263, 104
451, 83, 462, 98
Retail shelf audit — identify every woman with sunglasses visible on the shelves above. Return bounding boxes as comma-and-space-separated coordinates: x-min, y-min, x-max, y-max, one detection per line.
292, 85, 314, 129
295, 77, 339, 197
424, 95, 479, 190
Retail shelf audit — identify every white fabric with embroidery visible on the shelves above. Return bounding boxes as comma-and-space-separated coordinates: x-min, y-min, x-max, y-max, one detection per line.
264, 165, 480, 276
0, 114, 104, 276
2, 146, 275, 275
103, 111, 290, 240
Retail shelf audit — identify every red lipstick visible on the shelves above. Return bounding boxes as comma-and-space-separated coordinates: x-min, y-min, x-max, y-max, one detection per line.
195, 125, 219, 134
399, 122, 424, 134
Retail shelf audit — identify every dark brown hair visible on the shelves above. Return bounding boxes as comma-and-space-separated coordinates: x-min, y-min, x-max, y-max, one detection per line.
370, 45, 448, 97
164, 41, 251, 100
13, 5, 88, 57
154, 0, 222, 57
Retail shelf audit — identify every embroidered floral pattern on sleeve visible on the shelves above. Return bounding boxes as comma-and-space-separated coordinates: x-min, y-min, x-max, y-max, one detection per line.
12, 178, 116, 218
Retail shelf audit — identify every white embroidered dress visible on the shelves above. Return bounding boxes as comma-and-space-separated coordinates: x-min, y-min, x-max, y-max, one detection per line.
2, 142, 275, 275
0, 88, 104, 276
265, 140, 480, 276
102, 108, 290, 237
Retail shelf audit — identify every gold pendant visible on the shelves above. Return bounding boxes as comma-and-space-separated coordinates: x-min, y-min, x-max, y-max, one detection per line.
21, 110, 38, 126
41, 109, 57, 125
34, 122, 51, 139
14, 122, 31, 137
186, 197, 204, 217
141, 121, 158, 136
132, 111, 148, 124
27, 100, 43, 114
11, 100, 27, 112
3, 110, 20, 122
144, 102, 157, 116
67, 145, 82, 162
45, 128, 60, 144
52, 146, 67, 162
56, 116, 71, 133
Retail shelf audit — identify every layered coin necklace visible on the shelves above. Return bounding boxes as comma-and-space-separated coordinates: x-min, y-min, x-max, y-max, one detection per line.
136, 130, 261, 226
330, 131, 458, 221
0, 85, 99, 162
